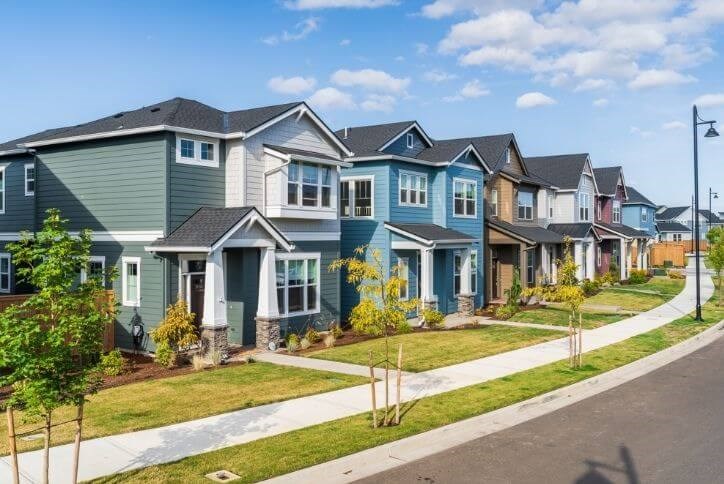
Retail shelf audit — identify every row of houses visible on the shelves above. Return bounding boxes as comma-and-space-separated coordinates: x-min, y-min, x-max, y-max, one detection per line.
654, 205, 723, 242
0, 98, 665, 354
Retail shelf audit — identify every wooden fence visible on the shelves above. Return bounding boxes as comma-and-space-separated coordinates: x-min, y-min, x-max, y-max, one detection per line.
0, 290, 116, 351
683, 239, 709, 253
650, 242, 686, 268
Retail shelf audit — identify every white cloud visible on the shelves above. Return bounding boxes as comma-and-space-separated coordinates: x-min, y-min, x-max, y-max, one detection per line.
415, 43, 429, 55
423, 69, 458, 83
662, 121, 686, 130
693, 93, 724, 108
460, 79, 490, 98
263, 17, 320, 45
285, 0, 397, 9
516, 91, 556, 109
592, 98, 609, 107
339, 39, 351, 46
542, 0, 679, 27
420, 0, 543, 19
630, 126, 654, 138
361, 94, 396, 112
661, 43, 716, 69
331, 68, 411, 93
394, 55, 405, 61
459, 45, 538, 69
549, 50, 638, 78
267, 76, 317, 95
307, 87, 356, 110
627, 69, 696, 89
573, 78, 614, 92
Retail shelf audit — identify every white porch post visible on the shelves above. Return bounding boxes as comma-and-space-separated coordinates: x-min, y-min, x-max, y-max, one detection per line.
420, 248, 436, 309
202, 249, 227, 327
551, 245, 558, 284
256, 246, 279, 319
460, 248, 472, 295
619, 238, 627, 280
626, 241, 633, 275
641, 241, 648, 270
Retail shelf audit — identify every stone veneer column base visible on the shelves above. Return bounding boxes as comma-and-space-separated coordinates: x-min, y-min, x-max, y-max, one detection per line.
256, 316, 281, 351
457, 294, 474, 316
200, 325, 229, 361
422, 300, 438, 311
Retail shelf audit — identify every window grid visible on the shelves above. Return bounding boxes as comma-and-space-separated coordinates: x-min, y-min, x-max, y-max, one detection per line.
0, 254, 10, 293
180, 139, 195, 159
613, 201, 621, 223
81, 256, 106, 286
276, 257, 320, 317
399, 172, 427, 207
25, 164, 35, 196
579, 193, 590, 221
122, 257, 141, 307
453, 178, 476, 217
288, 161, 332, 209
517, 190, 534, 220
200, 142, 214, 161
491, 189, 498, 216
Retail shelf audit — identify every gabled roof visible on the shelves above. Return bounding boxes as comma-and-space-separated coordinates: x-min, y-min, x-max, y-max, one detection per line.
438, 133, 522, 175
524, 153, 591, 191
593, 166, 626, 197
487, 219, 564, 245
547, 222, 599, 240
656, 206, 689, 220
335, 121, 420, 157
415, 139, 491, 172
656, 221, 691, 233
623, 186, 656, 207
700, 209, 722, 223
595, 222, 651, 239
384, 222, 475, 247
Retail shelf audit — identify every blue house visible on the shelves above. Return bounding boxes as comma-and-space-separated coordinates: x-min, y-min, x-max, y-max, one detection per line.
334, 122, 491, 319
622, 186, 657, 237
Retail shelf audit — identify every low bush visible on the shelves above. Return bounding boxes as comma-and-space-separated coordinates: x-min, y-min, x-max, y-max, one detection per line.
596, 272, 616, 286
421, 309, 445, 328
286, 333, 300, 353
628, 269, 648, 284
668, 270, 685, 280
329, 323, 343, 339
151, 299, 199, 367
300, 337, 311, 350
154, 341, 175, 368
494, 304, 518, 320
305, 327, 320, 344
608, 262, 621, 282
323, 333, 336, 348
192, 354, 206, 371
581, 279, 600, 297
100, 349, 125, 376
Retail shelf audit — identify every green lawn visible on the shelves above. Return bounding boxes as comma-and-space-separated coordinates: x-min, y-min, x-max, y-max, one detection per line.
0, 362, 365, 456
95, 286, 723, 484
585, 276, 685, 311
511, 307, 625, 329
307, 325, 562, 372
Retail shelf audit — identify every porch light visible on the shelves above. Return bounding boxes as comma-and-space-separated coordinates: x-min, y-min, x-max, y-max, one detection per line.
704, 124, 719, 137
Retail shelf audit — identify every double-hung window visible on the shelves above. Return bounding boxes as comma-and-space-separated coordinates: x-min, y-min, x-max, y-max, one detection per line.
398, 257, 409, 300
177, 137, 219, 167
579, 193, 590, 221
526, 250, 535, 287
0, 254, 10, 293
491, 189, 498, 216
399, 172, 427, 207
453, 178, 476, 217
613, 201, 621, 223
0, 166, 5, 214
276, 255, 320, 316
122, 257, 141, 306
81, 256, 106, 286
25, 164, 35, 196
341, 177, 373, 218
641, 207, 648, 223
288, 161, 332, 209
453, 252, 462, 296
517, 191, 534, 220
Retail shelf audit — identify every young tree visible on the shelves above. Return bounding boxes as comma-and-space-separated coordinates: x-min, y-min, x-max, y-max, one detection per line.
706, 227, 724, 306
330, 245, 417, 426
0, 209, 116, 484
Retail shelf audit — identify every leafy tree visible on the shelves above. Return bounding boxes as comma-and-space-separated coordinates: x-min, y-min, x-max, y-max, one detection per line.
707, 227, 724, 306
0, 209, 116, 484
330, 245, 417, 426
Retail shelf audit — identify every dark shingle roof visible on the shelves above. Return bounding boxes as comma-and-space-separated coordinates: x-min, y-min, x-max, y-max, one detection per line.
487, 219, 564, 244
335, 121, 416, 157
150, 207, 289, 249
623, 186, 656, 207
656, 221, 691, 233
0, 98, 303, 152
595, 222, 651, 239
439, 134, 513, 173
385, 223, 475, 244
656, 206, 689, 220
524, 154, 590, 190
415, 138, 471, 163
593, 167, 622, 196
264, 144, 340, 161
547, 223, 596, 239
699, 209, 722, 223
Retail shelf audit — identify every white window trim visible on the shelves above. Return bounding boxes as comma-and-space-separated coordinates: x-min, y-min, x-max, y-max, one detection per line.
398, 170, 428, 208
275, 252, 321, 318
0, 253, 10, 293
453, 177, 477, 218
122, 256, 141, 307
453, 251, 461, 297
641, 207, 648, 223
341, 175, 375, 219
613, 200, 622, 223
505, 147, 511, 164
24, 163, 35, 197
406, 132, 414, 149
287, 161, 334, 210
491, 189, 498, 216
0, 166, 6, 215
175, 136, 220, 168
579, 193, 591, 222
81, 255, 106, 286
398, 257, 409, 301
517, 190, 534, 221
470, 249, 478, 295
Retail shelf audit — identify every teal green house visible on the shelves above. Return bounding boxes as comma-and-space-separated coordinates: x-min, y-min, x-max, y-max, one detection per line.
0, 98, 353, 355
334, 121, 491, 320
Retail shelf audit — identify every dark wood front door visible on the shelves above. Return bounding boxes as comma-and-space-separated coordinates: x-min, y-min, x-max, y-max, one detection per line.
190, 274, 205, 326
491, 255, 499, 299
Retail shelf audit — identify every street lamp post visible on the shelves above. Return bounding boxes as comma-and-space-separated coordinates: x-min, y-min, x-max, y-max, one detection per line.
709, 188, 719, 234
692, 105, 719, 321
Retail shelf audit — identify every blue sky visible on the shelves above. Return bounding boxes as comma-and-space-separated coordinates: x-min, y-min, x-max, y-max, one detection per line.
1, 0, 723, 210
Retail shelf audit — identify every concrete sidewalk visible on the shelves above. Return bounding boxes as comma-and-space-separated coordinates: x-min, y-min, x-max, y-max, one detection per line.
0, 258, 712, 484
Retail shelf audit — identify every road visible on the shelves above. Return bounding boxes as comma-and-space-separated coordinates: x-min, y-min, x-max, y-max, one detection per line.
357, 334, 724, 484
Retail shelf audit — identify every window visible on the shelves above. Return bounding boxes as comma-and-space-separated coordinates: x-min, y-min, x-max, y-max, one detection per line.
0, 254, 10, 293
597, 245, 602, 267
470, 250, 478, 294
613, 200, 621, 223
180, 139, 195, 159
288, 161, 332, 209
641, 207, 648, 223
81, 256, 106, 286
398, 257, 409, 300
406, 132, 414, 149
275, 255, 320, 316
548, 194, 554, 218
505, 147, 511, 164
341, 177, 373, 217
25, 164, 35, 196
453, 178, 477, 217
122, 257, 141, 306
491, 189, 498, 216
596, 200, 602, 220
0, 166, 5, 214
673, 233, 682, 242
517, 191, 534, 220
526, 250, 535, 287
579, 193, 590, 221
399, 172, 427, 207
177, 137, 219, 167
200, 142, 214, 161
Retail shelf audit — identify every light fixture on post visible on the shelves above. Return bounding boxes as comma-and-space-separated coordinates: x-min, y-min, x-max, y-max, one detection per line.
692, 105, 719, 321
709, 188, 719, 235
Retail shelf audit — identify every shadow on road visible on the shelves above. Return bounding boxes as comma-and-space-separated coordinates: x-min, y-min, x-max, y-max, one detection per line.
576, 446, 639, 484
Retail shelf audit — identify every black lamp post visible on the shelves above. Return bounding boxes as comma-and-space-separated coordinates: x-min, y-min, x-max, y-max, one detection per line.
709, 188, 719, 234
692, 105, 719, 321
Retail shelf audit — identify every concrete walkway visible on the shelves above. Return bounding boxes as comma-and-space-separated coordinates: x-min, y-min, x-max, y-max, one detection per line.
0, 258, 712, 484
476, 319, 572, 332
254, 352, 410, 380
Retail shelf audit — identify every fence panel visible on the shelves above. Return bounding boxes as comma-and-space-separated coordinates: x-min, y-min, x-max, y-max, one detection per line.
683, 240, 708, 253
650, 242, 686, 268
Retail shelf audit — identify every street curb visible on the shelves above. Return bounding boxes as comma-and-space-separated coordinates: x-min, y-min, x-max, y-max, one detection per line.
263, 319, 724, 484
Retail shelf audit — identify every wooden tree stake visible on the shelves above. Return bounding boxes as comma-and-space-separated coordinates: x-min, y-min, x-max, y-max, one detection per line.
395, 344, 403, 425
72, 402, 85, 484
578, 313, 583, 367
368, 350, 378, 428
6, 406, 19, 484
568, 315, 574, 366
43, 414, 51, 484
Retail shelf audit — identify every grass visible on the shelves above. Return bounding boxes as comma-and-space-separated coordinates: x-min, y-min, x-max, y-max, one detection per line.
510, 307, 625, 329
0, 362, 365, 456
307, 325, 562, 372
585, 276, 685, 311
94, 286, 723, 484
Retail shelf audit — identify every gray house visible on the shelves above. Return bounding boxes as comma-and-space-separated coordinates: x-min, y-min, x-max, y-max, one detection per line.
0, 97, 352, 355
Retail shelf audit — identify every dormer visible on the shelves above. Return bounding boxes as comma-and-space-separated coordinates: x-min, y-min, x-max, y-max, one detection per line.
380, 122, 434, 158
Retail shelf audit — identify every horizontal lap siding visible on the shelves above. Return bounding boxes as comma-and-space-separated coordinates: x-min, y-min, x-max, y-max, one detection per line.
382, 129, 427, 158
389, 162, 436, 224
0, 156, 35, 232
37, 134, 167, 232
446, 164, 484, 239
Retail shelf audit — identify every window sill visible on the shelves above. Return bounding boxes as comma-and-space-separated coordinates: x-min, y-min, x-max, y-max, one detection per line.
399, 203, 428, 208
280, 309, 321, 318
452, 214, 477, 219
122, 301, 140, 308
176, 157, 219, 168
266, 206, 337, 220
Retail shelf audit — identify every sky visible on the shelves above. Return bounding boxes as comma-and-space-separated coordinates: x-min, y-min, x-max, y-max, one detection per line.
1, 0, 723, 211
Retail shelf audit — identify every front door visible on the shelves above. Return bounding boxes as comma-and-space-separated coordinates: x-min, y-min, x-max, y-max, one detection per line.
190, 274, 205, 326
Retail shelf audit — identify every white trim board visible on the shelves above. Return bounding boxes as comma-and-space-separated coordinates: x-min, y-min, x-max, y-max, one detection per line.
0, 230, 164, 242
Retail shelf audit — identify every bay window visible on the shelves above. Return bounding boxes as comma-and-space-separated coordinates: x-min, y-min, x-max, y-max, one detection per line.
276, 255, 320, 316
341, 177, 374, 218
453, 178, 476, 217
288, 161, 332, 209
399, 172, 427, 207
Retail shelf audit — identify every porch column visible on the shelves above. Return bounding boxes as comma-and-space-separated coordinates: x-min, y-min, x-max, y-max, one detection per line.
626, 241, 633, 275
255, 246, 281, 350
641, 241, 648, 270
551, 245, 559, 285
619, 238, 627, 280
519, 244, 527, 287
201, 249, 228, 359
420, 248, 437, 310
458, 248, 473, 315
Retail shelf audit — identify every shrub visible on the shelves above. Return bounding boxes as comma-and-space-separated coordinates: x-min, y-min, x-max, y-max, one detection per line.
151, 299, 199, 366
494, 304, 518, 320
286, 333, 300, 353
192, 354, 206, 371
628, 269, 648, 284
596, 272, 615, 286
581, 279, 600, 297
668, 270, 685, 280
100, 349, 125, 377
300, 337, 311, 350
421, 309, 445, 328
608, 262, 620, 282
154, 341, 175, 367
329, 323, 343, 339
305, 327, 320, 344
323, 333, 336, 348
